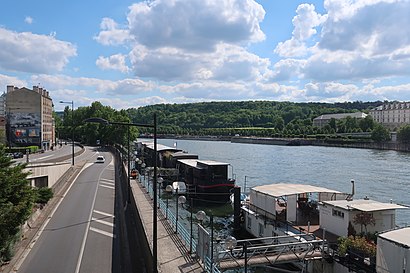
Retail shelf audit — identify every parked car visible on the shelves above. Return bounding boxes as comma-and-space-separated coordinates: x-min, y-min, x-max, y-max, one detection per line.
6, 153, 14, 158
13, 152, 24, 158
96, 155, 105, 163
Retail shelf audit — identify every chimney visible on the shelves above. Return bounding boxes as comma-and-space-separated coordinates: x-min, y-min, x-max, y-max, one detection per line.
6, 85, 14, 93
351, 179, 355, 198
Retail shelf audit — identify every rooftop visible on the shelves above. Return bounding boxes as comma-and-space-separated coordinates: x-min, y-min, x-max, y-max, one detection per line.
322, 199, 408, 212
177, 159, 229, 168
378, 227, 410, 247
251, 183, 342, 197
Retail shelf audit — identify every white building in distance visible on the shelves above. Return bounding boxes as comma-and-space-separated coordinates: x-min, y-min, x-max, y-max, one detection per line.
369, 102, 410, 129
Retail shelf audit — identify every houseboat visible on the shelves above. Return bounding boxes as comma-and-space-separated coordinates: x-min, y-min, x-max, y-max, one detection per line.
177, 159, 235, 203
241, 183, 349, 239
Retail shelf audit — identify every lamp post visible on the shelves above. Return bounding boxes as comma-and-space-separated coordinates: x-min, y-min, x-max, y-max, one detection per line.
84, 114, 159, 273
165, 185, 173, 219
59, 100, 74, 165
189, 197, 194, 254
196, 210, 214, 272
176, 194, 186, 234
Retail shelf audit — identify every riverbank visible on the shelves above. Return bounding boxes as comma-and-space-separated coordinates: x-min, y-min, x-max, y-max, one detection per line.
157, 134, 410, 152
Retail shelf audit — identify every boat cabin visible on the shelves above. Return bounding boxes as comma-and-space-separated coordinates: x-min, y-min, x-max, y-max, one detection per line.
177, 159, 235, 203
319, 199, 407, 237
242, 183, 349, 238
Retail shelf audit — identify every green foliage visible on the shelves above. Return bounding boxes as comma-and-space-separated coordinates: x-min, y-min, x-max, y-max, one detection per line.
371, 123, 391, 142
338, 235, 377, 257
127, 100, 380, 136
33, 187, 53, 204
58, 101, 138, 147
397, 125, 410, 143
0, 145, 35, 263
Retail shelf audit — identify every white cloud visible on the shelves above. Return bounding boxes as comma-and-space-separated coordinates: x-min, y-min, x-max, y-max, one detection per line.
93, 18, 130, 46
0, 74, 27, 90
129, 43, 271, 82
96, 54, 130, 73
126, 0, 265, 52
274, 4, 325, 57
273, 0, 410, 85
24, 16, 33, 24
0, 28, 77, 74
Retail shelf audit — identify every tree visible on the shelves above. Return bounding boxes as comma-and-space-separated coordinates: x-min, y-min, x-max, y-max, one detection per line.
353, 212, 376, 234
397, 125, 410, 143
371, 123, 390, 142
0, 145, 35, 262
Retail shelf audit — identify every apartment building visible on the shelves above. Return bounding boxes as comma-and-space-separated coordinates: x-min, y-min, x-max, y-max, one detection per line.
369, 102, 410, 129
5, 85, 54, 149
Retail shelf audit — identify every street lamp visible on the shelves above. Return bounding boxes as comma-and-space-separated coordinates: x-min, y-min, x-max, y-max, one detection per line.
196, 210, 214, 271
84, 114, 159, 273
165, 185, 173, 219
176, 194, 186, 234
59, 100, 74, 165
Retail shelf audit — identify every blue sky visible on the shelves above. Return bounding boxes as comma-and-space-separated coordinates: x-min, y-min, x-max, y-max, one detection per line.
1, 0, 410, 111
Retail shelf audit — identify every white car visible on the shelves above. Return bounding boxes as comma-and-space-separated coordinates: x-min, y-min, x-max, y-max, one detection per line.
96, 155, 105, 163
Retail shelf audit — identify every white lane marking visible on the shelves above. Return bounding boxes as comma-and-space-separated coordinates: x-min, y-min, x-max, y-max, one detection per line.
90, 227, 115, 238
91, 217, 114, 227
13, 162, 93, 271
93, 210, 114, 218
100, 181, 114, 186
100, 179, 114, 184
100, 184, 115, 190
75, 160, 112, 273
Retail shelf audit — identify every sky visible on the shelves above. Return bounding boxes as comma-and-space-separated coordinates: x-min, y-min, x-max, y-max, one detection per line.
2, 0, 410, 111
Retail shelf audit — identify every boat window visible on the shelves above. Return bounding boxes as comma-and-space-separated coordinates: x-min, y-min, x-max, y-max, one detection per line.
258, 223, 264, 237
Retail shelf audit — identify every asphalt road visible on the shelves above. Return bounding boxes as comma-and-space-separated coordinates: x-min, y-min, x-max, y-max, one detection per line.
17, 148, 126, 273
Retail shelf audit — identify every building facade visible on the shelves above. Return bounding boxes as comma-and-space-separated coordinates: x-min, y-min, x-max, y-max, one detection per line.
0, 93, 6, 144
5, 85, 54, 149
369, 102, 410, 129
313, 112, 368, 128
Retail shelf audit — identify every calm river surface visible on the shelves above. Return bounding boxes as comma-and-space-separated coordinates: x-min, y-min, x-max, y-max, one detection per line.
156, 138, 410, 226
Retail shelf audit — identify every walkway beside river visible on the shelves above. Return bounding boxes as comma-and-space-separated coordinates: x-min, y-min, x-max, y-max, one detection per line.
130, 177, 204, 273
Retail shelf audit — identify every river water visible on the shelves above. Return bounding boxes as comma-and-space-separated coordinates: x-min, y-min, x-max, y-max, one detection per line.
155, 138, 410, 227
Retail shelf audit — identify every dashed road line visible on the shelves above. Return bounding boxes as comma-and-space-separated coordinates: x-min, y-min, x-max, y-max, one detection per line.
100, 184, 115, 190
90, 227, 115, 238
91, 217, 114, 227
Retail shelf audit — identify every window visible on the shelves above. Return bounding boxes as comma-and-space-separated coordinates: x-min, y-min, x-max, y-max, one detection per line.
247, 216, 252, 229
258, 223, 264, 237
332, 208, 344, 218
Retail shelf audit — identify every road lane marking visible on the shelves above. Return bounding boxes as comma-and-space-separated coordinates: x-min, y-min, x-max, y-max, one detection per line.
100, 178, 114, 183
90, 227, 115, 238
100, 181, 114, 186
93, 210, 114, 218
13, 162, 93, 271
75, 160, 112, 273
91, 217, 114, 227
100, 184, 115, 190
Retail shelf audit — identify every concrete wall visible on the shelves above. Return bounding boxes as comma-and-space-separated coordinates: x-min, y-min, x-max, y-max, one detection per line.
26, 162, 71, 188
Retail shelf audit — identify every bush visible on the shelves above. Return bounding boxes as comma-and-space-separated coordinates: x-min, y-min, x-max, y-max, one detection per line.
34, 187, 53, 204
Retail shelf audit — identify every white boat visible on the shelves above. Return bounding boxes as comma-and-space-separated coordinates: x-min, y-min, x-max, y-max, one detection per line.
172, 181, 186, 194
230, 192, 249, 207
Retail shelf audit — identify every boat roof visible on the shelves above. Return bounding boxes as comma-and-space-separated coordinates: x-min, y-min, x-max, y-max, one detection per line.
171, 151, 199, 159
322, 199, 408, 212
143, 142, 181, 152
177, 159, 229, 168
378, 227, 410, 247
252, 183, 342, 197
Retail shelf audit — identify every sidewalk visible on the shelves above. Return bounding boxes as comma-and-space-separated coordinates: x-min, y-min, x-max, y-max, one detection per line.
130, 178, 204, 273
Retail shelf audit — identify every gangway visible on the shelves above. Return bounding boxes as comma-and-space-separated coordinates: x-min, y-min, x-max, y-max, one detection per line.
215, 233, 326, 270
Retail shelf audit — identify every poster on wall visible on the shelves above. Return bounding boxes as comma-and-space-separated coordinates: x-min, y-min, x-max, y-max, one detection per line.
10, 112, 41, 145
